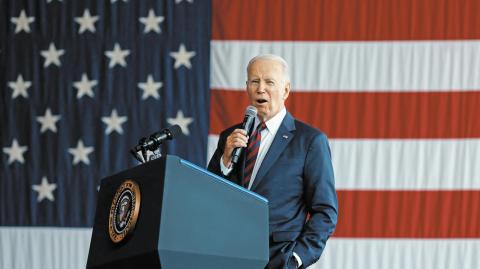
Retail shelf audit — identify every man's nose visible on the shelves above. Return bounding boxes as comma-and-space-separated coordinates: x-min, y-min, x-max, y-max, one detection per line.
256, 81, 266, 93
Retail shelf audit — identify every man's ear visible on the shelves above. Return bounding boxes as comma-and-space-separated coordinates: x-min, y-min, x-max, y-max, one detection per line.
283, 82, 291, 100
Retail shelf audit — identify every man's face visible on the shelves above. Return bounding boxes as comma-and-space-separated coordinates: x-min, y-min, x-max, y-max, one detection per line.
246, 59, 290, 122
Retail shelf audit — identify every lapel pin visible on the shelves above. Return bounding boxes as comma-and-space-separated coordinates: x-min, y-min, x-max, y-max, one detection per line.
283, 135, 288, 139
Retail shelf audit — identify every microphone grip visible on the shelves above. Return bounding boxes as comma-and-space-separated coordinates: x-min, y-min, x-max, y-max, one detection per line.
231, 147, 242, 164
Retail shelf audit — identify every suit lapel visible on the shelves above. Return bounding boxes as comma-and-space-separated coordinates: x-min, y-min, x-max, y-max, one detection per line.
250, 112, 296, 190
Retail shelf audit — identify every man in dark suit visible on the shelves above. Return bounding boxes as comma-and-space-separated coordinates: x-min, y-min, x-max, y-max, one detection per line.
208, 54, 338, 269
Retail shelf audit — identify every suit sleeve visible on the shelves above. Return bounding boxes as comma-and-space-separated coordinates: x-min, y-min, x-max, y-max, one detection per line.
294, 132, 338, 268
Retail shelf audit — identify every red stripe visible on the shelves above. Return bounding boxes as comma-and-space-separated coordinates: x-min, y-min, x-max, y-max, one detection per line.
243, 175, 251, 186
212, 0, 480, 41
246, 147, 258, 161
244, 157, 256, 172
334, 190, 480, 238
209, 89, 480, 138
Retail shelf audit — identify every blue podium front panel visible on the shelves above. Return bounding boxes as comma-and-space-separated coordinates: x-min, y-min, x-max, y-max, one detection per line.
157, 156, 269, 269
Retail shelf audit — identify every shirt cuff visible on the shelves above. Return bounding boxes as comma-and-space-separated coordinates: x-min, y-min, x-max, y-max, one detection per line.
220, 155, 233, 176
292, 252, 302, 268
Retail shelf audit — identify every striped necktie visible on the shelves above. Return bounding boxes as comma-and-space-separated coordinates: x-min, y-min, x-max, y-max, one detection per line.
243, 122, 267, 188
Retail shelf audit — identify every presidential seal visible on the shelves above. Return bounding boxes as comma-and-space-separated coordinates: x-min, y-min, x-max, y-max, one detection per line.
108, 180, 141, 243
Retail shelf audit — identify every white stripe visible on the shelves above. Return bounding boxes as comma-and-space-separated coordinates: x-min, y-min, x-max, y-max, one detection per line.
208, 136, 480, 190
2, 228, 479, 269
331, 139, 480, 190
312, 238, 480, 269
211, 40, 480, 91
0, 227, 91, 269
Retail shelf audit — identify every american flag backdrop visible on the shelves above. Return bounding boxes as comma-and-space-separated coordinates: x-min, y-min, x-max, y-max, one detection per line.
2, 0, 480, 268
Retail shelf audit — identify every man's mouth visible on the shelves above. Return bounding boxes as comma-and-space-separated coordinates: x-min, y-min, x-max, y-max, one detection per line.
256, 98, 268, 104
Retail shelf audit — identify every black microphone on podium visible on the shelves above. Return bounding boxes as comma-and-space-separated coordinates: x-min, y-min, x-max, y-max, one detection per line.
131, 125, 182, 163
231, 105, 257, 165
143, 125, 182, 151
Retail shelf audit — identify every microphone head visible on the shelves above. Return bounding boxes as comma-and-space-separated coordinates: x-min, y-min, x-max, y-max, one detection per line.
245, 105, 257, 117
167, 124, 182, 139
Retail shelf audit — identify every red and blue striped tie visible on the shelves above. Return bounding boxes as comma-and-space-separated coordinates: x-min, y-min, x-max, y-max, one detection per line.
243, 122, 266, 188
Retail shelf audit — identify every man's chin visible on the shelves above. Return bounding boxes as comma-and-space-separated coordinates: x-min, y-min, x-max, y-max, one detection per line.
256, 111, 270, 122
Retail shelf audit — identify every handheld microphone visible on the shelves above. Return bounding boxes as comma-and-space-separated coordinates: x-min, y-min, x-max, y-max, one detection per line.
231, 106, 257, 165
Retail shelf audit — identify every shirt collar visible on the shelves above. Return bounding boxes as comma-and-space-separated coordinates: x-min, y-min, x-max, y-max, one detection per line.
255, 107, 286, 135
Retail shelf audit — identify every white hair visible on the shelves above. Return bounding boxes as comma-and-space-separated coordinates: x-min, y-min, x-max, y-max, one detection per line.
246, 54, 291, 83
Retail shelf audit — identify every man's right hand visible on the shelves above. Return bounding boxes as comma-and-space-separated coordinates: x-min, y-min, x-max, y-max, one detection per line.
223, 129, 249, 166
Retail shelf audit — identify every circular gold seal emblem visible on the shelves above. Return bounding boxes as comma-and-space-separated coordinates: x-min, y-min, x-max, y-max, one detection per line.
108, 180, 141, 243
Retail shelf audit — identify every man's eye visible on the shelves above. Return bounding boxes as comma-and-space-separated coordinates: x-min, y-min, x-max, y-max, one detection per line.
251, 80, 259, 84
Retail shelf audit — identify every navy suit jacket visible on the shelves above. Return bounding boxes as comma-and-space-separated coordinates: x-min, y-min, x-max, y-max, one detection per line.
208, 112, 338, 269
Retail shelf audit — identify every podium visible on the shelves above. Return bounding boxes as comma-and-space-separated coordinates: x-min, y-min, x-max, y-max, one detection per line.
87, 155, 269, 269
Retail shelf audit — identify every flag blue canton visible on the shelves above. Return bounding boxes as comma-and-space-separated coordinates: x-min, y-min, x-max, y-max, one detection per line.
1, 0, 211, 227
